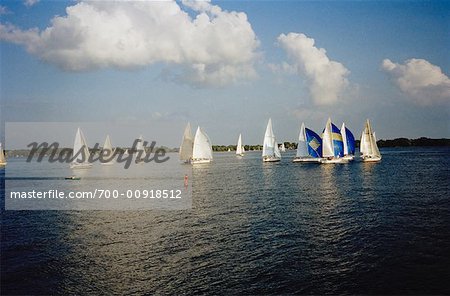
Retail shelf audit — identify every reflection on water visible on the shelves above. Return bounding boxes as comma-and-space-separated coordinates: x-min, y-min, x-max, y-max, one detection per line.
1, 148, 450, 294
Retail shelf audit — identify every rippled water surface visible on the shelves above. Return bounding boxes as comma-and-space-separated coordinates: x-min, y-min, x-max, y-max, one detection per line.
1, 147, 450, 294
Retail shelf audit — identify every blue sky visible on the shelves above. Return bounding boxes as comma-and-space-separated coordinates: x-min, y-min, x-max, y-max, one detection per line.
1, 0, 449, 147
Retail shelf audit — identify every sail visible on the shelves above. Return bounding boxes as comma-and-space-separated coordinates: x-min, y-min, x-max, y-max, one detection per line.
236, 134, 244, 155
0, 143, 6, 164
341, 123, 348, 155
296, 123, 308, 158
102, 135, 113, 153
280, 143, 286, 152
331, 123, 344, 157
322, 118, 334, 157
179, 123, 193, 161
305, 128, 322, 158
345, 127, 356, 155
371, 131, 381, 157
360, 127, 370, 156
262, 118, 275, 157
193, 126, 213, 160
136, 135, 144, 151
274, 141, 281, 158
341, 123, 356, 155
72, 128, 90, 164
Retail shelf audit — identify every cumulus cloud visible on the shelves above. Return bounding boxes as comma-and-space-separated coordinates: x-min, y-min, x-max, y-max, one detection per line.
0, 0, 259, 87
382, 58, 450, 105
24, 0, 39, 8
276, 32, 350, 105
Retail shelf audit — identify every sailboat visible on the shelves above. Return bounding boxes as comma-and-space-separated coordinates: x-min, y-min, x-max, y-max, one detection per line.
70, 127, 92, 169
262, 118, 281, 162
179, 122, 194, 164
135, 135, 145, 163
101, 135, 115, 165
191, 126, 213, 164
280, 143, 286, 152
293, 123, 322, 163
0, 142, 7, 166
340, 123, 356, 161
236, 133, 245, 157
320, 118, 348, 164
360, 119, 381, 162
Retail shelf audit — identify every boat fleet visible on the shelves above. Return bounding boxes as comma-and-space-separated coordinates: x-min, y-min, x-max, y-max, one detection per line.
179, 118, 381, 165
0, 118, 381, 169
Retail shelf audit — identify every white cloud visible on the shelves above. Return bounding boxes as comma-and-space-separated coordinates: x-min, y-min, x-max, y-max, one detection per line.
276, 33, 350, 105
0, 0, 259, 87
382, 58, 450, 105
24, 0, 39, 8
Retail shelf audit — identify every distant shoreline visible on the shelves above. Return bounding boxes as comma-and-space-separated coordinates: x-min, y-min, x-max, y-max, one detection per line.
3, 137, 449, 157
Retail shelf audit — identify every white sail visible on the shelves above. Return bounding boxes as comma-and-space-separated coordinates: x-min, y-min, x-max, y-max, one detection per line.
341, 123, 348, 155
280, 143, 286, 152
71, 127, 92, 168
179, 122, 194, 162
262, 118, 275, 157
236, 134, 244, 156
296, 123, 308, 158
192, 126, 213, 162
321, 118, 334, 158
101, 135, 114, 165
262, 118, 281, 161
136, 135, 144, 152
371, 130, 381, 158
0, 142, 6, 165
274, 141, 281, 158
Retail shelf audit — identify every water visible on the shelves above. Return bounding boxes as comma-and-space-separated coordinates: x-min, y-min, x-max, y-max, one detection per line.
1, 147, 450, 294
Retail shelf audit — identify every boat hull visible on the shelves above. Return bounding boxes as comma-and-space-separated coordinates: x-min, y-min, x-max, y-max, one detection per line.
320, 157, 349, 164
191, 158, 212, 164
361, 156, 382, 162
292, 157, 321, 163
343, 155, 355, 161
263, 156, 280, 162
70, 162, 93, 169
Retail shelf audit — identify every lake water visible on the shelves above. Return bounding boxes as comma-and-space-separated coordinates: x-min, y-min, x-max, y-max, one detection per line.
1, 147, 450, 294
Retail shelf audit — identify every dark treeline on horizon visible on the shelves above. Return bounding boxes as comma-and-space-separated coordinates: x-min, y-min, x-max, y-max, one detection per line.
212, 137, 450, 152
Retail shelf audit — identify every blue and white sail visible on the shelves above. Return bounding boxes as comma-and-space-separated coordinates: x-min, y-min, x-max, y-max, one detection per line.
305, 128, 322, 158
341, 123, 355, 156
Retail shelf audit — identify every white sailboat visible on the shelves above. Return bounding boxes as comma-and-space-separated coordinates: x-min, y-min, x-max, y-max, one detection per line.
0, 142, 7, 166
262, 118, 281, 162
70, 127, 92, 169
293, 123, 321, 163
179, 122, 194, 164
192, 126, 213, 164
320, 118, 348, 164
101, 135, 115, 165
236, 133, 245, 157
360, 119, 381, 162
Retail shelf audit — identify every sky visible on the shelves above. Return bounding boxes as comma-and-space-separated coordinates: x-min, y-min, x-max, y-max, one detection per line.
0, 0, 449, 147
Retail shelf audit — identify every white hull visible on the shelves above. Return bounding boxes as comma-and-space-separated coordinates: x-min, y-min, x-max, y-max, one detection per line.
0, 162, 6, 166
320, 157, 349, 164
70, 162, 93, 169
191, 158, 212, 164
361, 155, 382, 162
343, 155, 355, 161
263, 156, 280, 162
292, 157, 321, 163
